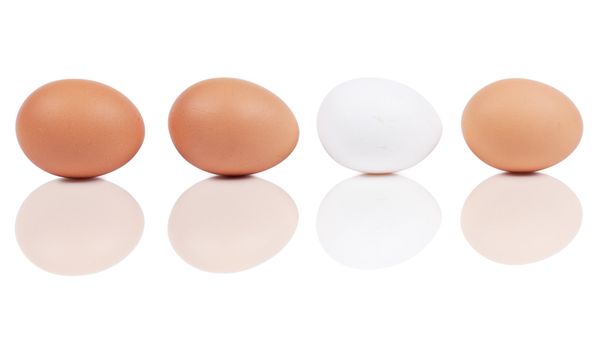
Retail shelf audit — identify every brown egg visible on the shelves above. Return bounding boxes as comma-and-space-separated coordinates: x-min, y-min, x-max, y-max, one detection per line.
169, 78, 299, 176
462, 79, 582, 172
16, 79, 145, 178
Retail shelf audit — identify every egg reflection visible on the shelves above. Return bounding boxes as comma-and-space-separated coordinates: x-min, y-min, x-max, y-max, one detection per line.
15, 179, 144, 275
168, 177, 298, 273
317, 175, 441, 269
461, 173, 582, 265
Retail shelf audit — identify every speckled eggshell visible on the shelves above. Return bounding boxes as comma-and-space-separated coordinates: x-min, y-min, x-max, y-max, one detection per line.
16, 79, 145, 178
462, 79, 583, 172
169, 78, 299, 176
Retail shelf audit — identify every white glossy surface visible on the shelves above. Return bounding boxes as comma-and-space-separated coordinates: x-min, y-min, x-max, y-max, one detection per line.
318, 78, 442, 173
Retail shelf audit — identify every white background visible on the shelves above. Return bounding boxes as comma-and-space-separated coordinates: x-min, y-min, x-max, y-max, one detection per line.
1, 0, 605, 349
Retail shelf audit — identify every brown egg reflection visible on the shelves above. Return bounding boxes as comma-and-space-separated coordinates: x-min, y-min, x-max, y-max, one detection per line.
168, 177, 298, 273
16, 179, 144, 275
461, 173, 582, 265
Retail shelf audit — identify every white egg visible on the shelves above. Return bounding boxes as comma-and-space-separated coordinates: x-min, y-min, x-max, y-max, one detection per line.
317, 78, 442, 173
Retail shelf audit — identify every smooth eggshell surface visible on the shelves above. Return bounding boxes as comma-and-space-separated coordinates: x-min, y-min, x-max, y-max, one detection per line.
462, 79, 583, 172
169, 78, 299, 176
317, 78, 442, 174
16, 79, 145, 178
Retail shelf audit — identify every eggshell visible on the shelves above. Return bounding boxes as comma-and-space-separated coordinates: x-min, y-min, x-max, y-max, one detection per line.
462, 79, 583, 172
16, 79, 145, 178
169, 78, 299, 176
317, 78, 442, 173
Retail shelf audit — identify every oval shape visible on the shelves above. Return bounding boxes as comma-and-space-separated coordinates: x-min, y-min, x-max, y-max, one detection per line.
317, 175, 441, 269
462, 78, 583, 172
16, 179, 144, 275
461, 173, 582, 265
169, 78, 299, 176
168, 176, 298, 273
317, 78, 442, 173
16, 79, 145, 178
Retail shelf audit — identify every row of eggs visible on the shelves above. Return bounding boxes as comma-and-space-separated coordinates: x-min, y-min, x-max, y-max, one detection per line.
15, 77, 582, 176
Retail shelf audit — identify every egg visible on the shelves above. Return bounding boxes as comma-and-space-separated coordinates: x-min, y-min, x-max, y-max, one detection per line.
462, 79, 583, 172
16, 79, 145, 178
317, 78, 442, 173
169, 78, 299, 176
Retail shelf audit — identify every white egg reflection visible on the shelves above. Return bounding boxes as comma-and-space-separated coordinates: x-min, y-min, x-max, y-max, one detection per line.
317, 175, 441, 269
15, 179, 144, 276
461, 173, 582, 265
168, 177, 298, 273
